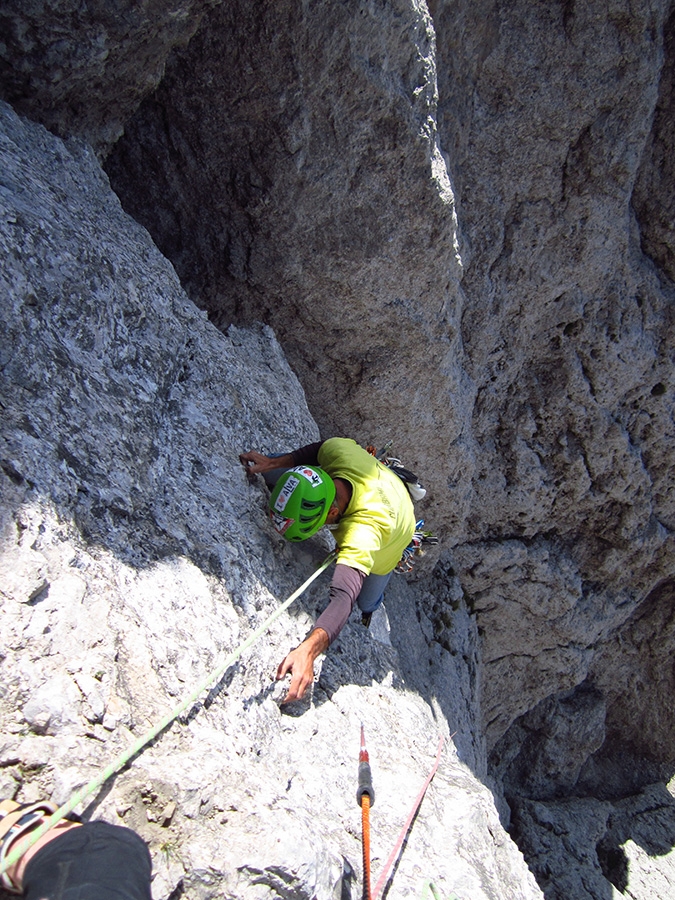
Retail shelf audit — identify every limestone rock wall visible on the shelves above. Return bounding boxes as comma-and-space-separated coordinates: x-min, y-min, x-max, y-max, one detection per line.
633, 5, 675, 283
1, 0, 675, 897
0, 103, 539, 900
102, 0, 675, 796
103, 1, 473, 544
431, 0, 675, 746
0, 0, 219, 155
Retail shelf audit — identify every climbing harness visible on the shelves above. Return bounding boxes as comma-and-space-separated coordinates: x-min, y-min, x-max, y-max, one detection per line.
0, 800, 81, 892
396, 519, 439, 574
357, 730, 447, 900
367, 441, 427, 501
357, 725, 375, 900
366, 441, 439, 573
0, 550, 337, 881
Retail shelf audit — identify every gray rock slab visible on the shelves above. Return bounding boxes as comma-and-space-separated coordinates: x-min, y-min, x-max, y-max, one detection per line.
0, 103, 542, 900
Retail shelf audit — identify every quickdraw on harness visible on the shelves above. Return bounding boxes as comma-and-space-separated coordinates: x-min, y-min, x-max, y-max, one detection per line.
366, 442, 439, 573
367, 440, 427, 502
396, 519, 439, 574
357, 725, 375, 900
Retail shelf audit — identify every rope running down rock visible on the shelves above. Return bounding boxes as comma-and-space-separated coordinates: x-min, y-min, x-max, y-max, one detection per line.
0, 550, 337, 879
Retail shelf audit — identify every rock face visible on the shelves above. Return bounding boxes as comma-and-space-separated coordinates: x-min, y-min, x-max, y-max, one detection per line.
0, 0, 219, 155
104, 0, 471, 530
1, 0, 675, 897
0, 104, 538, 900
633, 5, 675, 284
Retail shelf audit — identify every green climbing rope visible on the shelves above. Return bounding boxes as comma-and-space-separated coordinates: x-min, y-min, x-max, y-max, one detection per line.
420, 881, 460, 900
0, 550, 337, 877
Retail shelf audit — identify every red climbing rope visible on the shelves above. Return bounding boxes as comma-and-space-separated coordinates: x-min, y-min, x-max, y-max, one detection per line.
372, 735, 446, 900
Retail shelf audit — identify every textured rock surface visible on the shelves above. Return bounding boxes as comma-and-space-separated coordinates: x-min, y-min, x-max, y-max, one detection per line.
633, 6, 675, 283
431, 0, 675, 750
1, 0, 675, 897
103, 0, 472, 536
0, 104, 540, 900
510, 783, 675, 900
102, 0, 675, 761
0, 0, 219, 155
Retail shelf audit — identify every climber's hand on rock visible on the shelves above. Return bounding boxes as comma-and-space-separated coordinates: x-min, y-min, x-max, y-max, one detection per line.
276, 629, 329, 703
239, 450, 272, 474
276, 646, 314, 702
239, 450, 295, 475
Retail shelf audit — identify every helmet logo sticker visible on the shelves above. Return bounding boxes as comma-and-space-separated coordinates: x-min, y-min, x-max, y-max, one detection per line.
274, 474, 300, 512
268, 465, 334, 542
270, 511, 294, 534
296, 466, 323, 487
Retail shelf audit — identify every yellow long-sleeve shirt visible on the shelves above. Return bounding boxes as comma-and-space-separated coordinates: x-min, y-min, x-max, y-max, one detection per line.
318, 438, 416, 576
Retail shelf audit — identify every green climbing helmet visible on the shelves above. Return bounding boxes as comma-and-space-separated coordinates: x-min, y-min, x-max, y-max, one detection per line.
269, 465, 336, 542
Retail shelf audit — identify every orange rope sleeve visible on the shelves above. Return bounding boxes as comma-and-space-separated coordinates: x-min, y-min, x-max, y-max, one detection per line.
361, 794, 372, 900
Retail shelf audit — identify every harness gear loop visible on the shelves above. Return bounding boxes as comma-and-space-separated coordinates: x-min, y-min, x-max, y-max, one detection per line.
366, 440, 427, 501
0, 550, 337, 881
395, 520, 439, 574
367, 442, 439, 570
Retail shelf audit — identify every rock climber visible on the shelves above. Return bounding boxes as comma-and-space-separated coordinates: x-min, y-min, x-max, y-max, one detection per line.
239, 437, 417, 702
0, 798, 152, 899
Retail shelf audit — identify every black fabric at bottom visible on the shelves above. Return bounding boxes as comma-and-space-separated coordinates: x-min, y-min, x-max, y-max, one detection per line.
22, 821, 152, 900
